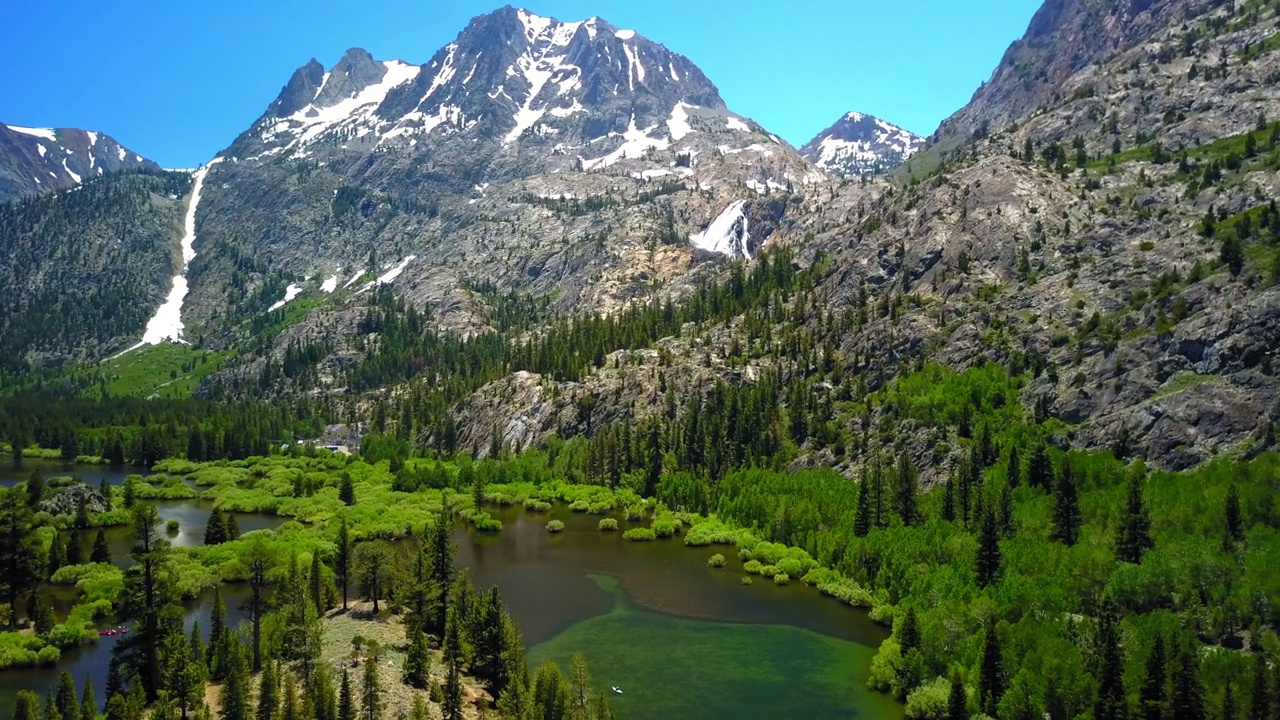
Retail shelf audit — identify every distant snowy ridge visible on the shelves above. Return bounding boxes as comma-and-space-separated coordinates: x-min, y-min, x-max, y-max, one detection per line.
799, 112, 925, 176
0, 123, 159, 201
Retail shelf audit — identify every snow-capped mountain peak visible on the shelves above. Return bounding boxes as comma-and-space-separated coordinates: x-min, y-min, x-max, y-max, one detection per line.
0, 123, 160, 200
799, 111, 925, 176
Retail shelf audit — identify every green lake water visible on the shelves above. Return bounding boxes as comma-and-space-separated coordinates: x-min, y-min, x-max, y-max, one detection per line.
457, 506, 902, 720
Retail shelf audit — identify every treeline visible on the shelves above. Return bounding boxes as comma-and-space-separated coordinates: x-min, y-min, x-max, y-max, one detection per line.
0, 396, 324, 467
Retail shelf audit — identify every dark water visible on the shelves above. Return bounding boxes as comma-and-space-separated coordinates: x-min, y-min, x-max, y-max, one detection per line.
0, 460, 134, 489
0, 502, 901, 719
456, 507, 903, 720
0, 496, 284, 710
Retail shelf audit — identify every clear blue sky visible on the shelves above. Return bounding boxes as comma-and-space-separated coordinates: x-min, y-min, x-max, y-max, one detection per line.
1, 0, 1042, 168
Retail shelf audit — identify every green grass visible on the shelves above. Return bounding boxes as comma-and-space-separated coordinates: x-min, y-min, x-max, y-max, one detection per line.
97, 344, 228, 398
1152, 371, 1218, 400
527, 574, 903, 720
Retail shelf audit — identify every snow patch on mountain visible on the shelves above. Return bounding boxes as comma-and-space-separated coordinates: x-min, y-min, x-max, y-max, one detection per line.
667, 102, 694, 141
121, 159, 222, 353
8, 125, 56, 141
321, 275, 339, 293
580, 116, 670, 170
268, 283, 305, 312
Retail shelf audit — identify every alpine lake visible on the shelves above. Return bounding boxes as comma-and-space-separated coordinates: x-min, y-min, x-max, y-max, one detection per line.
0, 461, 903, 720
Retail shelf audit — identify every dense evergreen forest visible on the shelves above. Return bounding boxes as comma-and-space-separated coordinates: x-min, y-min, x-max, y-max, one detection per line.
0, 171, 192, 370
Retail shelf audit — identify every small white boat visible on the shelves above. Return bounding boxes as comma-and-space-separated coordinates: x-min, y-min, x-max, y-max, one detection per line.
611, 686, 623, 695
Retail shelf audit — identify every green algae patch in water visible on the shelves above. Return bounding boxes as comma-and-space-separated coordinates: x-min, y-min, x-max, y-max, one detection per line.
528, 574, 901, 720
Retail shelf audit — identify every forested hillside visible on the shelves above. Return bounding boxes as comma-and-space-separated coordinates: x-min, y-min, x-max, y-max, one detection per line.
0, 171, 190, 369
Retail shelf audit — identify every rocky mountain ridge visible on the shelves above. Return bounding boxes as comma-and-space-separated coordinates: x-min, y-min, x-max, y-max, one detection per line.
800, 111, 925, 176
0, 123, 159, 201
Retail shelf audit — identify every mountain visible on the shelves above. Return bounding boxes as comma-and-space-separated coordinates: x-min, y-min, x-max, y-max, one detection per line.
0, 124, 160, 201
173, 6, 820, 353
932, 0, 1225, 148
799, 112, 925, 176
0, 170, 191, 369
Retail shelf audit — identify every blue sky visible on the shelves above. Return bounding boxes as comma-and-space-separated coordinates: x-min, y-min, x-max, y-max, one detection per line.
1, 1, 1042, 168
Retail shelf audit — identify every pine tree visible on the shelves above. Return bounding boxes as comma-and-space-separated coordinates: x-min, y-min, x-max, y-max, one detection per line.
281, 672, 299, 720
1223, 684, 1238, 720
91, 530, 110, 564
336, 517, 351, 611
948, 675, 968, 720
15, 691, 40, 720
115, 503, 176, 700
979, 619, 1005, 717
44, 688, 62, 720
225, 513, 240, 541
0, 487, 42, 629
55, 671, 78, 720
48, 532, 65, 578
533, 662, 568, 720
1225, 484, 1244, 543
1170, 638, 1206, 720
339, 475, 355, 506
942, 471, 957, 523
899, 606, 921, 655
1117, 472, 1154, 563
360, 655, 380, 720
256, 659, 279, 720
1139, 634, 1167, 720
220, 633, 251, 720
870, 459, 887, 529
1006, 446, 1021, 488
896, 453, 918, 526
1093, 600, 1127, 720
242, 537, 273, 672
337, 670, 354, 720
79, 675, 96, 720
67, 530, 85, 566
998, 481, 1014, 537
203, 508, 225, 546
568, 653, 593, 719
1028, 440, 1051, 492
975, 506, 1002, 588
854, 470, 873, 537
1249, 652, 1270, 720
429, 508, 456, 635
310, 550, 324, 615
208, 588, 227, 678
1052, 459, 1081, 546
403, 629, 430, 689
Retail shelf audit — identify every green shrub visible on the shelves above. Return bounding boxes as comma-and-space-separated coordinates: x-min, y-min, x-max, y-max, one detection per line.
471, 512, 503, 533
741, 576, 753, 585
622, 527, 656, 542
523, 499, 552, 513
760, 565, 778, 578
905, 677, 951, 719
598, 518, 618, 531
651, 516, 680, 538
743, 560, 764, 574
707, 553, 726, 568
773, 573, 790, 585
569, 500, 590, 513
587, 500, 614, 515
546, 520, 566, 533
